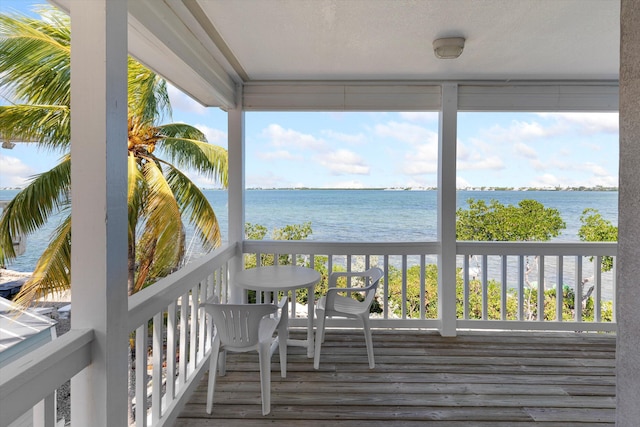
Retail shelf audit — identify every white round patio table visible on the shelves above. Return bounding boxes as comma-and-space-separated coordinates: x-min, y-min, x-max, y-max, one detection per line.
234, 265, 321, 358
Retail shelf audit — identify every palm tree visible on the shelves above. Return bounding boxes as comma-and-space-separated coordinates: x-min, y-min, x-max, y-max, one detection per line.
0, 6, 228, 306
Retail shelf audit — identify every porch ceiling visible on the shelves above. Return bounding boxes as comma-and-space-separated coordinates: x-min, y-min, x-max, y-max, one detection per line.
53, 0, 620, 109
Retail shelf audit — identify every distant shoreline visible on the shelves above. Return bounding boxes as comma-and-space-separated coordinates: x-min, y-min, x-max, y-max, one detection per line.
242, 187, 619, 192
2, 186, 619, 192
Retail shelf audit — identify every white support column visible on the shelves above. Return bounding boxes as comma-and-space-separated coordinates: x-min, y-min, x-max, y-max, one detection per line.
437, 83, 458, 337
617, 1, 640, 424
228, 84, 245, 302
69, 2, 129, 427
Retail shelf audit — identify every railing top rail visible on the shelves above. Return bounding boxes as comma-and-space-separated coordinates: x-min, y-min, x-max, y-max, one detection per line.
242, 239, 618, 257
242, 240, 441, 255
128, 242, 238, 330
457, 240, 617, 256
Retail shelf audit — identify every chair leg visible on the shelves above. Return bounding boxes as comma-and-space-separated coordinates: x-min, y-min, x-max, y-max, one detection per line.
313, 310, 326, 370
206, 337, 221, 414
258, 342, 272, 415
362, 316, 375, 369
278, 330, 288, 378
278, 303, 289, 378
218, 349, 227, 376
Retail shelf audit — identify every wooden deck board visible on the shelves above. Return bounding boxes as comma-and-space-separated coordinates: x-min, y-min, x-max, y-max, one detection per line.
175, 329, 616, 426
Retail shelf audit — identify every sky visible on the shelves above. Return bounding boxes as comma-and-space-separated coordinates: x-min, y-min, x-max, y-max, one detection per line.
0, 2, 620, 191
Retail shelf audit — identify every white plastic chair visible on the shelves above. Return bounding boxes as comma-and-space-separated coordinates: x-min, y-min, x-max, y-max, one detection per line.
314, 267, 384, 369
202, 297, 288, 415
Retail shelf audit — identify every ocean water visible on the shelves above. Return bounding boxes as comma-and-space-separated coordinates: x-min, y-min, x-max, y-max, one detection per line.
0, 189, 618, 272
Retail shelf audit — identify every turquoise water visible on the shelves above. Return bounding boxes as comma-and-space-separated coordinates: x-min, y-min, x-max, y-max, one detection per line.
0, 189, 618, 272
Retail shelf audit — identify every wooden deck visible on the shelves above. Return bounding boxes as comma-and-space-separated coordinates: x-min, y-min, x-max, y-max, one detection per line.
176, 329, 616, 426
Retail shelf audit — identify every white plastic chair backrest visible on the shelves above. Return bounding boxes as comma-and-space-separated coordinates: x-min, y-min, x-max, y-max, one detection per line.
206, 303, 277, 349
328, 267, 384, 310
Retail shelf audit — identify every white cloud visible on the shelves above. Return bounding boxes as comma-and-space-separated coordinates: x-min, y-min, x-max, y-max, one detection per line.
0, 155, 34, 187
457, 138, 505, 171
579, 162, 610, 177
257, 150, 302, 161
321, 129, 367, 145
586, 175, 618, 187
398, 112, 439, 123
246, 171, 289, 189
374, 121, 438, 145
263, 124, 326, 150
485, 120, 556, 143
458, 155, 504, 172
318, 149, 370, 175
456, 141, 505, 171
530, 173, 561, 187
402, 144, 438, 175
538, 112, 619, 135
514, 142, 538, 159
167, 84, 208, 115
195, 124, 227, 146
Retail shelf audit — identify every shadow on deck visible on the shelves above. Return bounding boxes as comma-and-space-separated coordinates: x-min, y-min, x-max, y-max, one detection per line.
176, 329, 616, 426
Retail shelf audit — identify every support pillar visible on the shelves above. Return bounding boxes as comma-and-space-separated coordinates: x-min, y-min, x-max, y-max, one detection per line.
69, 1, 129, 426
437, 83, 458, 337
227, 84, 245, 302
617, 1, 640, 424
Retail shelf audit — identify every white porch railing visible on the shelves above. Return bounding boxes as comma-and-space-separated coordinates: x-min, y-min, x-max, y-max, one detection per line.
0, 243, 236, 427
242, 239, 617, 332
126, 243, 236, 427
0, 239, 616, 427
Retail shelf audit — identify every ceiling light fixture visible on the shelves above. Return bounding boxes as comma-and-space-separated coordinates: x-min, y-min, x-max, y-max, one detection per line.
433, 37, 465, 59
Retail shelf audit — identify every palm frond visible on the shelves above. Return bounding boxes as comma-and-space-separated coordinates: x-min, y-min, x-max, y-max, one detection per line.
137, 159, 185, 285
128, 60, 171, 126
0, 104, 70, 151
0, 155, 70, 264
157, 127, 228, 186
164, 164, 221, 250
0, 8, 71, 106
127, 154, 147, 241
12, 213, 71, 308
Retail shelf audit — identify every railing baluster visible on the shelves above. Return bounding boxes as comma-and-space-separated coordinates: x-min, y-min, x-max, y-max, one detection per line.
538, 256, 545, 321
179, 292, 188, 389
556, 256, 564, 321
189, 285, 199, 375
198, 281, 207, 362
501, 255, 507, 321
612, 258, 617, 322
152, 312, 162, 422
32, 391, 56, 427
135, 323, 147, 427
576, 256, 583, 322
518, 255, 525, 321
420, 254, 426, 320
383, 254, 389, 319
595, 255, 602, 322
166, 302, 176, 400
463, 255, 470, 320
401, 255, 408, 319
481, 255, 488, 320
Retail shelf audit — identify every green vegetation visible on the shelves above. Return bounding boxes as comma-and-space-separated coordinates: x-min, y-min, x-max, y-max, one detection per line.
579, 208, 618, 272
0, 7, 228, 306
456, 198, 566, 241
